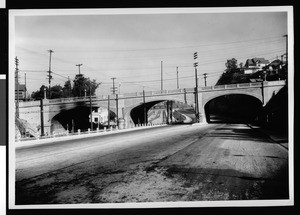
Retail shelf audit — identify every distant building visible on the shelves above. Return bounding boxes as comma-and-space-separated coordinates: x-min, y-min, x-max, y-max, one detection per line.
243, 58, 269, 74
15, 83, 27, 101
89, 107, 108, 124
268, 59, 282, 71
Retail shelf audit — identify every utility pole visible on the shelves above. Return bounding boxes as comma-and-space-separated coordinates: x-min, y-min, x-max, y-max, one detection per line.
116, 94, 119, 127
161, 61, 163, 92
166, 101, 169, 124
193, 52, 199, 123
170, 100, 173, 124
283, 34, 288, 64
15, 56, 19, 118
40, 99, 45, 136
76, 64, 83, 97
68, 76, 71, 97
176, 67, 179, 89
76, 63, 83, 75
47, 50, 54, 99
24, 73, 27, 100
107, 95, 110, 128
89, 86, 93, 130
203, 73, 207, 87
143, 88, 147, 125
111, 77, 116, 94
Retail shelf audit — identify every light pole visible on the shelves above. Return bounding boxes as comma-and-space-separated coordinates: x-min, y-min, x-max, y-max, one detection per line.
203, 73, 207, 87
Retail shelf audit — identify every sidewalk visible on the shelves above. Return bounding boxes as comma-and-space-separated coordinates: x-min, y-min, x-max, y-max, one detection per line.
15, 124, 168, 149
248, 124, 289, 150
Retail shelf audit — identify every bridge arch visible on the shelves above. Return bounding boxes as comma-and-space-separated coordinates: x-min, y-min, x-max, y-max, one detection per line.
202, 91, 263, 107
51, 104, 118, 134
203, 93, 263, 123
125, 98, 195, 126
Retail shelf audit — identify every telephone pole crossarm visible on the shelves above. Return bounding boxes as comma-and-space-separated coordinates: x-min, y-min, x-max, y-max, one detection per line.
76, 64, 83, 75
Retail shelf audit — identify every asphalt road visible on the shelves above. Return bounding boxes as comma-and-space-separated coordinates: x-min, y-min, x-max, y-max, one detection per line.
15, 123, 289, 204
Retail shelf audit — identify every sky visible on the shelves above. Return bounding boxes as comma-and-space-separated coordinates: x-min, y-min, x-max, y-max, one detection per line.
13, 9, 288, 96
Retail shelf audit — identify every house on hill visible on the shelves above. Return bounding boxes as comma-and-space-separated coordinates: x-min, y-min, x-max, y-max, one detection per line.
243, 57, 269, 74
15, 83, 27, 101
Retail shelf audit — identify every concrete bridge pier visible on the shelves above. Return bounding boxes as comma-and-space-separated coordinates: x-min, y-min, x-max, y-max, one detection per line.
197, 92, 207, 124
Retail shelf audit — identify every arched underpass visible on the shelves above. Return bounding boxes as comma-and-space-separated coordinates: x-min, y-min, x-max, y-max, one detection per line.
204, 94, 263, 124
52, 106, 117, 133
52, 106, 98, 133
130, 100, 165, 125
130, 100, 195, 125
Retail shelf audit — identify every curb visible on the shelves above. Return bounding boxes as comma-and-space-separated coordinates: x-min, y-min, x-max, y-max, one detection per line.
15, 124, 168, 149
247, 124, 288, 150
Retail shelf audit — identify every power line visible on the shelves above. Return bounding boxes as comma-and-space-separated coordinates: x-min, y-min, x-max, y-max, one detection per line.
54, 35, 284, 53
52, 72, 69, 80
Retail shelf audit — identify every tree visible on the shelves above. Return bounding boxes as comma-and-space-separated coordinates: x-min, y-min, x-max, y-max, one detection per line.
72, 74, 100, 97
31, 85, 63, 100
225, 58, 239, 73
30, 74, 101, 100
216, 58, 247, 85
50, 85, 63, 99
31, 85, 47, 100
62, 79, 72, 98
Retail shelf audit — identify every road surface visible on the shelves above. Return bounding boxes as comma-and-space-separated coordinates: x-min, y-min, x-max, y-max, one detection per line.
15, 123, 289, 204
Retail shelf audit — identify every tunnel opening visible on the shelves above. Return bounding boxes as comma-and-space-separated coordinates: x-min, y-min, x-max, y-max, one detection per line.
204, 94, 262, 124
130, 100, 196, 125
52, 106, 117, 133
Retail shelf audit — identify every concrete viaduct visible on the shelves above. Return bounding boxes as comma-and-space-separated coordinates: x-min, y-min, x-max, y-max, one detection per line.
18, 80, 286, 135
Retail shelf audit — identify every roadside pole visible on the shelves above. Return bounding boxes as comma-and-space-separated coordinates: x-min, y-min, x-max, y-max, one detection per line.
143, 89, 147, 124
107, 95, 110, 128
170, 100, 173, 124
116, 94, 119, 127
184, 88, 187, 104
40, 99, 44, 136
89, 86, 93, 130
166, 101, 169, 124
193, 52, 200, 123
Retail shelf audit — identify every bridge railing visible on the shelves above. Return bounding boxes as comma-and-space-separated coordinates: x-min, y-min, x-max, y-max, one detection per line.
250, 82, 263, 87
16, 123, 168, 142
237, 83, 251, 87
226, 84, 238, 89
22, 80, 285, 105
212, 85, 225, 90
185, 88, 195, 93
